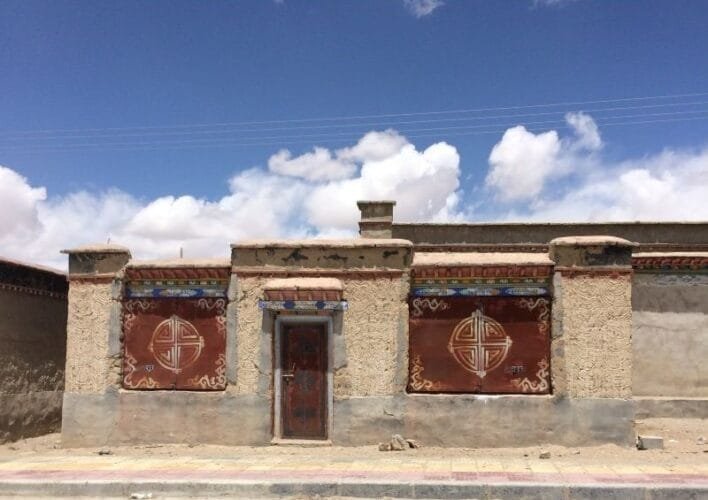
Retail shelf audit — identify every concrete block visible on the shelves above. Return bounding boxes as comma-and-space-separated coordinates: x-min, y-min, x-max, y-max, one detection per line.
637, 435, 664, 450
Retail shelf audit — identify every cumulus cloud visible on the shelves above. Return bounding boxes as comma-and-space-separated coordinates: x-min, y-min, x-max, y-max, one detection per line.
486, 112, 601, 202
486, 112, 708, 222
403, 0, 444, 18
267, 129, 408, 182
0, 167, 45, 238
525, 148, 708, 222
306, 141, 461, 230
0, 130, 462, 269
268, 147, 356, 182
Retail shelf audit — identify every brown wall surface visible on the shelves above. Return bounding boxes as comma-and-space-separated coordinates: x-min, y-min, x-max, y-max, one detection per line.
0, 287, 67, 443
632, 273, 708, 398
393, 222, 708, 247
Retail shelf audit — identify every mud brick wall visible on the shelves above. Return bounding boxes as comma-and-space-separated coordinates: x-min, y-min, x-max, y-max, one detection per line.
549, 237, 634, 399
0, 259, 68, 443
231, 240, 414, 399
632, 254, 708, 398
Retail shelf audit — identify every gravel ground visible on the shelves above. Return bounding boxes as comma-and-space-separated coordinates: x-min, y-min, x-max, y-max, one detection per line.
0, 418, 705, 467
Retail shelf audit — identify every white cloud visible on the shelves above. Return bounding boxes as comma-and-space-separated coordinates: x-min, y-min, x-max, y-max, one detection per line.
3, 118, 706, 271
524, 148, 708, 222
305, 141, 461, 230
0, 130, 462, 269
0, 166, 45, 239
485, 112, 601, 202
487, 113, 708, 222
532, 0, 578, 7
565, 111, 602, 151
403, 0, 444, 18
267, 129, 408, 182
486, 126, 562, 202
268, 147, 356, 182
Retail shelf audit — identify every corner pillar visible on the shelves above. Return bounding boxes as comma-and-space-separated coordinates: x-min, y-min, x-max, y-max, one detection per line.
549, 236, 635, 399
60, 244, 130, 446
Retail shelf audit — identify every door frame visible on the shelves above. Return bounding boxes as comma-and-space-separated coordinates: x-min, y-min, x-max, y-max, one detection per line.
273, 315, 333, 442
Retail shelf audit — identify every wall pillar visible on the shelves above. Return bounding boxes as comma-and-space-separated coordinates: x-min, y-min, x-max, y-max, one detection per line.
357, 200, 396, 238
549, 236, 635, 399
60, 244, 130, 446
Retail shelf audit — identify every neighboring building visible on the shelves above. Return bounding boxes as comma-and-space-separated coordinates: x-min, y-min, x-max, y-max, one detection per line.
60, 202, 708, 447
0, 257, 68, 443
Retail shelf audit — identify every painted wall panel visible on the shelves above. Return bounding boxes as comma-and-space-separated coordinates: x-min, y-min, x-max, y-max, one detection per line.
122, 298, 226, 390
408, 296, 550, 394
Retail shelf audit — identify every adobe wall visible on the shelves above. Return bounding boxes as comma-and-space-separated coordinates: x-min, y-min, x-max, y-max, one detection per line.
631, 255, 708, 400
392, 221, 708, 248
61, 235, 681, 448
557, 275, 633, 398
0, 260, 68, 443
64, 281, 119, 393
233, 275, 409, 397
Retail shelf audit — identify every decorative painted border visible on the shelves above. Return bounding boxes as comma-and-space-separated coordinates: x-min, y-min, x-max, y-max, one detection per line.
633, 256, 708, 273
125, 267, 230, 281
258, 300, 348, 311
234, 268, 404, 279
264, 289, 343, 301
412, 286, 549, 297
411, 265, 551, 297
125, 279, 228, 298
413, 265, 553, 280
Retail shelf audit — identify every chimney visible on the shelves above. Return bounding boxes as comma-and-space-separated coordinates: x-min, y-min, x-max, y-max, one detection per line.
357, 200, 396, 239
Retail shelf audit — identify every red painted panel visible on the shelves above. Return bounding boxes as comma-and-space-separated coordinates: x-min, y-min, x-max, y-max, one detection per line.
408, 297, 550, 394
122, 298, 226, 390
281, 325, 327, 439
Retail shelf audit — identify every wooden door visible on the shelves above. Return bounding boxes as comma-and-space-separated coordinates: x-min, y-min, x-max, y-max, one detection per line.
280, 324, 327, 439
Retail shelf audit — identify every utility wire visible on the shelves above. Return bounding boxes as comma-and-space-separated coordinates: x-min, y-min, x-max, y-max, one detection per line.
2, 99, 708, 141
4, 113, 707, 154
2, 108, 707, 150
1, 91, 707, 136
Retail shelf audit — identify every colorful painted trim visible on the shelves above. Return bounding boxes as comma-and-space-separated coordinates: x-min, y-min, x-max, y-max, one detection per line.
264, 289, 343, 301
413, 265, 553, 280
258, 300, 348, 311
411, 266, 552, 297
633, 256, 708, 274
125, 267, 230, 281
412, 286, 549, 297
125, 279, 228, 299
232, 268, 404, 279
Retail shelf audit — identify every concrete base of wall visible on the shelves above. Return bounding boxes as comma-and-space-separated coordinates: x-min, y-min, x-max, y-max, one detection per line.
335, 395, 635, 447
0, 391, 63, 444
634, 397, 708, 419
61, 391, 271, 447
62, 392, 635, 448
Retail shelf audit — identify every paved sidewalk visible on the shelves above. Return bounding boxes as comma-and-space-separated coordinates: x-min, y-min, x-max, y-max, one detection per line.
0, 444, 706, 499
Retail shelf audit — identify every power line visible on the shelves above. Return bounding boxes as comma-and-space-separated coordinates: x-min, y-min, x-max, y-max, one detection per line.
3, 99, 708, 141
1, 91, 707, 136
4, 113, 707, 154
2, 108, 706, 149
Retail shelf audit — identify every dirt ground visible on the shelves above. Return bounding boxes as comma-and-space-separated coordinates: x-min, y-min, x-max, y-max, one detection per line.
1, 418, 705, 467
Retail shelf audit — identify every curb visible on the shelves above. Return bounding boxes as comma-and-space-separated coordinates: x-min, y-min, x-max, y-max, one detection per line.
0, 479, 707, 499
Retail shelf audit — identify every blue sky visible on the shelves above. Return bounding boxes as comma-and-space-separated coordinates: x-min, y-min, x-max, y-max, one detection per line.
1, 0, 707, 267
